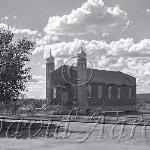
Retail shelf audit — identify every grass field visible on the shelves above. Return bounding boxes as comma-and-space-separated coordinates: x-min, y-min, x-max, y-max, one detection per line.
0, 121, 150, 150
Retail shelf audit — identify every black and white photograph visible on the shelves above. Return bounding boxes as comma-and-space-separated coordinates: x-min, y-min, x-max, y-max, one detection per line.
0, 0, 150, 149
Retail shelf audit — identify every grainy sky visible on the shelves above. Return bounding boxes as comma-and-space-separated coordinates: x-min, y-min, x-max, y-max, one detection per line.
0, 0, 150, 98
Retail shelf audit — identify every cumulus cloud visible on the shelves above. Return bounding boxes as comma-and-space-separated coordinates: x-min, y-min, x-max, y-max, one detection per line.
0, 23, 38, 35
26, 75, 46, 99
13, 29, 38, 35
36, 35, 59, 46
0, 23, 9, 29
108, 38, 150, 57
102, 32, 109, 37
43, 38, 150, 59
42, 38, 150, 93
1, 16, 17, 20
4, 16, 9, 20
44, 0, 127, 35
119, 40, 148, 57
33, 35, 60, 54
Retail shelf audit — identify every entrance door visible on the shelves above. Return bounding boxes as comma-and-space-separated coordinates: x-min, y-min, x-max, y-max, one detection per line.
61, 91, 68, 106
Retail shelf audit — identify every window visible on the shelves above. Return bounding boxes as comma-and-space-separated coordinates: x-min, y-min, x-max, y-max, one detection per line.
108, 86, 112, 99
129, 87, 132, 99
83, 64, 86, 69
87, 85, 92, 98
98, 85, 102, 98
81, 63, 86, 69
117, 87, 121, 99
73, 86, 77, 98
53, 87, 56, 98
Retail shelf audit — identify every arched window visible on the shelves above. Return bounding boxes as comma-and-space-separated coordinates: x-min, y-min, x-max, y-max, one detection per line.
53, 87, 56, 99
108, 86, 112, 99
81, 63, 86, 69
87, 85, 92, 98
129, 87, 132, 99
117, 87, 121, 99
73, 86, 77, 98
98, 85, 102, 98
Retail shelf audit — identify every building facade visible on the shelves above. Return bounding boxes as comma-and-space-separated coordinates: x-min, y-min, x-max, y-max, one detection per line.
46, 47, 136, 114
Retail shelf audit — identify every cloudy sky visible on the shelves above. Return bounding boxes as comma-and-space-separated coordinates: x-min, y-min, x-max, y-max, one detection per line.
1, 0, 150, 98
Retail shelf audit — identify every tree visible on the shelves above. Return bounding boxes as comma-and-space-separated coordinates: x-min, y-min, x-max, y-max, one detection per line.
0, 27, 35, 109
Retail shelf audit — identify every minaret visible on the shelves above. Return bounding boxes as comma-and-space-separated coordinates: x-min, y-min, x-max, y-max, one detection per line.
77, 44, 88, 110
46, 50, 55, 101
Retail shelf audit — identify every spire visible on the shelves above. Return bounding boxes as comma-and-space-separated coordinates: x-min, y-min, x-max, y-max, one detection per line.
46, 49, 54, 63
81, 43, 86, 54
77, 42, 86, 58
49, 49, 53, 58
